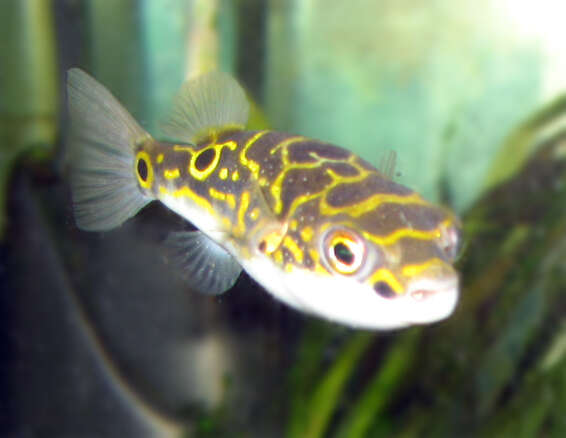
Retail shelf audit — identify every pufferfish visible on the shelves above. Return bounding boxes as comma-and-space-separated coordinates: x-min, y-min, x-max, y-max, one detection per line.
66, 68, 461, 330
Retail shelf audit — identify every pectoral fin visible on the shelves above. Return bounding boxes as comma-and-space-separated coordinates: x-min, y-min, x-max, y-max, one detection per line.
165, 231, 242, 295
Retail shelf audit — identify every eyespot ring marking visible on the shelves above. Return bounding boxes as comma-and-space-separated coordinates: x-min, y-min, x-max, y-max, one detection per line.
135, 151, 154, 189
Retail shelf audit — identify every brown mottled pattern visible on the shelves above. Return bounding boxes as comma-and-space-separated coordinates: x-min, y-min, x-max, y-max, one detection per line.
356, 203, 450, 237
326, 162, 361, 177
397, 238, 446, 265
326, 173, 413, 208
281, 247, 295, 265
148, 129, 455, 275
245, 131, 289, 181
279, 168, 333, 216
287, 141, 352, 163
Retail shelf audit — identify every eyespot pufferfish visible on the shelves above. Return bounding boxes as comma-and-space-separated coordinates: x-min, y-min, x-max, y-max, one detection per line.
66, 68, 461, 330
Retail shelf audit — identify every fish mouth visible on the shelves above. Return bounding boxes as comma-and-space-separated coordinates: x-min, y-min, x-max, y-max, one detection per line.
404, 276, 460, 324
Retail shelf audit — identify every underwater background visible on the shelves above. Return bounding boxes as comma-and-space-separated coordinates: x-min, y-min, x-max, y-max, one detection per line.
3, 0, 566, 436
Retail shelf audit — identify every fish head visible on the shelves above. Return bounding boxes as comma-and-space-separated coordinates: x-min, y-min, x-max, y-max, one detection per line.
257, 207, 461, 330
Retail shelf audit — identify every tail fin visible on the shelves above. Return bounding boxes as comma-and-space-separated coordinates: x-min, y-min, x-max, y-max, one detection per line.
66, 68, 152, 231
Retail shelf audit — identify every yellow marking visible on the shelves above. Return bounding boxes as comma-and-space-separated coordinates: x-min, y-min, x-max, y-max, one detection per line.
309, 249, 330, 275
402, 258, 447, 278
320, 191, 426, 217
174, 143, 238, 182
290, 220, 298, 231
195, 124, 244, 144
164, 168, 180, 179
259, 177, 268, 187
301, 226, 314, 243
264, 135, 428, 221
174, 144, 196, 154
222, 217, 231, 229
209, 187, 236, 210
369, 269, 404, 294
157, 154, 164, 164
282, 164, 366, 218
135, 151, 154, 189
232, 170, 240, 181
283, 235, 304, 263
240, 131, 267, 179
159, 185, 214, 216
260, 224, 287, 254
250, 208, 260, 221
219, 168, 229, 180
285, 263, 294, 273
268, 136, 312, 214
234, 191, 250, 236
190, 142, 237, 181
361, 219, 451, 247
269, 136, 306, 156
274, 250, 283, 264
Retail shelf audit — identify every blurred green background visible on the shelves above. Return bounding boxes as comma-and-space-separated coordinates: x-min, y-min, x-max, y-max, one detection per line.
3, 0, 566, 437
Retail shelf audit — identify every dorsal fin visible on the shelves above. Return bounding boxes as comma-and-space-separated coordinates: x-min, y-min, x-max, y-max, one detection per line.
378, 149, 398, 179
160, 71, 250, 144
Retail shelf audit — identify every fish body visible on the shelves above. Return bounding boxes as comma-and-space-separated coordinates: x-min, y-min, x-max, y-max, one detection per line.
67, 69, 461, 330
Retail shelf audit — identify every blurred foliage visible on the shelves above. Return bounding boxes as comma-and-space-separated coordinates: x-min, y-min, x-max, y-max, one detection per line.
0, 0, 57, 238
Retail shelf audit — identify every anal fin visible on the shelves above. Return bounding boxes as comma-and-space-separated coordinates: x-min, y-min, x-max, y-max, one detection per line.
165, 231, 242, 295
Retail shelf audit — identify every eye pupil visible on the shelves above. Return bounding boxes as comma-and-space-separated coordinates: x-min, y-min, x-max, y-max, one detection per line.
374, 281, 396, 299
334, 242, 354, 265
137, 158, 148, 181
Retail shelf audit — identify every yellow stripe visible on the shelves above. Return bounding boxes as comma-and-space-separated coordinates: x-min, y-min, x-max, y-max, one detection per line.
209, 187, 236, 209
173, 144, 196, 154
320, 192, 426, 217
159, 185, 214, 216
369, 269, 404, 294
361, 219, 451, 247
219, 168, 229, 180
283, 235, 304, 263
402, 258, 447, 278
234, 191, 250, 236
239, 131, 267, 179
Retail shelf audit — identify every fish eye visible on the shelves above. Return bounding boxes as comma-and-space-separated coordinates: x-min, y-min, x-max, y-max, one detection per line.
373, 281, 397, 299
324, 229, 366, 275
